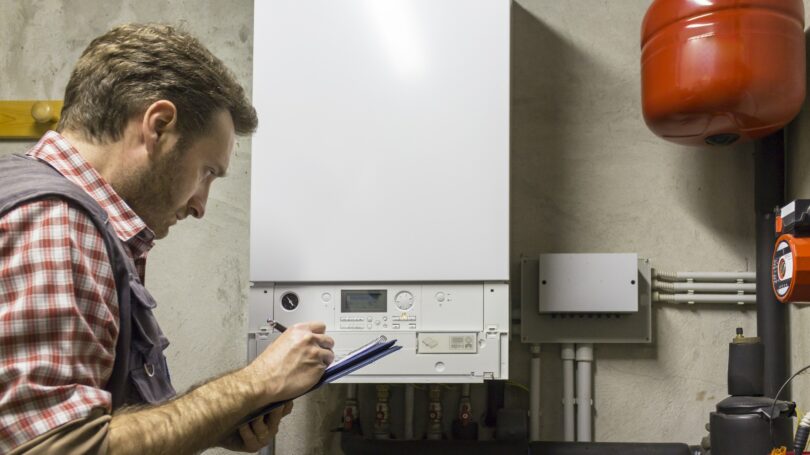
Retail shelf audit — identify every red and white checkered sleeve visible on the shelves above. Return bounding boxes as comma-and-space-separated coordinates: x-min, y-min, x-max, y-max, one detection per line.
0, 199, 120, 453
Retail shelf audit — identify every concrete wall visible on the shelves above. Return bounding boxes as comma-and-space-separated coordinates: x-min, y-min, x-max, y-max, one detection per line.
788, 27, 810, 431
0, 2, 254, 455
511, 0, 755, 445
3, 0, 795, 454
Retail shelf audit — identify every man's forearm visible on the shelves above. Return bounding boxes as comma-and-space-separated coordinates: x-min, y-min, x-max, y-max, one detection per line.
109, 367, 269, 455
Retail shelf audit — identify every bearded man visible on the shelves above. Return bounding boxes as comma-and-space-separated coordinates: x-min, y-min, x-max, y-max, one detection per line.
0, 23, 334, 454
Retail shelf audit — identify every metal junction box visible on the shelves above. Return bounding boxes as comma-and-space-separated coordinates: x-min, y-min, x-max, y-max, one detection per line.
521, 254, 652, 344
538, 253, 639, 313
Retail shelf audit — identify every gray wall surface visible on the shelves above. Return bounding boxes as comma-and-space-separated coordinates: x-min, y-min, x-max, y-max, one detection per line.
3, 0, 806, 454
788, 28, 810, 434
0, 2, 254, 455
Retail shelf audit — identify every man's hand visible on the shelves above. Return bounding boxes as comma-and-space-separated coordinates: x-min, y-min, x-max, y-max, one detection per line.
108, 320, 333, 455
245, 321, 335, 403
219, 402, 294, 452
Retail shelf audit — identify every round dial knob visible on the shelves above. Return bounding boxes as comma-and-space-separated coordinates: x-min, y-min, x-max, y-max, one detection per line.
281, 292, 299, 311
394, 291, 414, 311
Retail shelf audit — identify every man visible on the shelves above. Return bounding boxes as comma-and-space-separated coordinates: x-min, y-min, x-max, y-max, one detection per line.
0, 24, 335, 454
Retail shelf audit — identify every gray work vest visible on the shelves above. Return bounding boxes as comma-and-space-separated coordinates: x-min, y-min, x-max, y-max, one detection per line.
0, 154, 176, 409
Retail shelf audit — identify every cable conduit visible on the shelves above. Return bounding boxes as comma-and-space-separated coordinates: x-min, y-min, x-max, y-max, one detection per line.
653, 281, 756, 293
653, 270, 756, 282
653, 293, 756, 304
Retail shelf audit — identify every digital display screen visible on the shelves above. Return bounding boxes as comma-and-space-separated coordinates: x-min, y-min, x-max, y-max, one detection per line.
342, 290, 387, 313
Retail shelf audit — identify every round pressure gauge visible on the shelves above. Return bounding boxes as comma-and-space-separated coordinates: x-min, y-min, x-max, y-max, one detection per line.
394, 291, 414, 311
281, 292, 299, 311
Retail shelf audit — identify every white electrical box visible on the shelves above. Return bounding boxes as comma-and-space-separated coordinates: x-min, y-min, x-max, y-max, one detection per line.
538, 253, 639, 313
248, 0, 511, 382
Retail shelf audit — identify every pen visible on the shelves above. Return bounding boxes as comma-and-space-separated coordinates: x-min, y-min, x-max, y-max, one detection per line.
267, 319, 287, 333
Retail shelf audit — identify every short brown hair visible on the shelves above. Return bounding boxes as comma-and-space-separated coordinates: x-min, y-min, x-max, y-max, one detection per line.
57, 23, 257, 143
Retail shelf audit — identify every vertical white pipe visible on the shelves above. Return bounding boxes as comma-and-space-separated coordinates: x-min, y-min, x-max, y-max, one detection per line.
561, 343, 575, 442
576, 344, 594, 442
404, 384, 415, 439
530, 344, 542, 441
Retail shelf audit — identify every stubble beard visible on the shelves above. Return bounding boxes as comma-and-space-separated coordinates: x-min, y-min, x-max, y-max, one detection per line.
117, 144, 184, 239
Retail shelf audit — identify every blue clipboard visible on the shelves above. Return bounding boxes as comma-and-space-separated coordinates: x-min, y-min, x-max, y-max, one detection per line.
237, 336, 401, 426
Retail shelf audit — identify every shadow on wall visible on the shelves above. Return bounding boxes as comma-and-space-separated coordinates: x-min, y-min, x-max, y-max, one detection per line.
786, 29, 810, 331
510, 5, 584, 440
786, 27, 810, 201
510, 3, 590, 298
785, 27, 810, 425
670, 140, 755, 259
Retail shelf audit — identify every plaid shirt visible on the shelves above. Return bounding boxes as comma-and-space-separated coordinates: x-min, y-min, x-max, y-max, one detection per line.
0, 131, 155, 453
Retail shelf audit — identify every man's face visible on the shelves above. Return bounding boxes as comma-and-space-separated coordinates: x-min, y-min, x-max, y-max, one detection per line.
124, 110, 236, 239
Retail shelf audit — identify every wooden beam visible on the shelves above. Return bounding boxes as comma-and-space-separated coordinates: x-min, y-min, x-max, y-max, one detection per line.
0, 100, 63, 139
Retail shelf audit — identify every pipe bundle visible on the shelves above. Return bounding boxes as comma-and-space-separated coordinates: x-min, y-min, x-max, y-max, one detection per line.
652, 270, 756, 305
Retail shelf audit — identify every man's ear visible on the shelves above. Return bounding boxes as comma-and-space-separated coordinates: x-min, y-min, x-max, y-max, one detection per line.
141, 100, 178, 156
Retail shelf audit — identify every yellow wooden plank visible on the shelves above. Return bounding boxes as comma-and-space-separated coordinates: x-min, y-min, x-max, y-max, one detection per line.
0, 100, 63, 139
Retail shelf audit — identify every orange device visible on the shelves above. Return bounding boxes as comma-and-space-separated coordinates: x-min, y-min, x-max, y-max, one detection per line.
641, 0, 805, 146
773, 201, 810, 303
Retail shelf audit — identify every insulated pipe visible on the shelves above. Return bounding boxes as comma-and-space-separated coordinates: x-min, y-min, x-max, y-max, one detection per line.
404, 384, 414, 440
755, 130, 788, 399
575, 344, 593, 442
562, 344, 575, 442
653, 281, 756, 293
530, 344, 542, 441
653, 293, 755, 304
653, 270, 756, 282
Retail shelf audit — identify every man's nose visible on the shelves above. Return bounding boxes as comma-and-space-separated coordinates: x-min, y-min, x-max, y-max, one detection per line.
188, 203, 204, 219
188, 188, 209, 219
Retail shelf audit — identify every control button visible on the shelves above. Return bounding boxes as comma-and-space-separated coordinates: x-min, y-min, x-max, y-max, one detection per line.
422, 337, 439, 348
383, 324, 387, 329
375, 320, 381, 326
393, 324, 400, 329
321, 292, 332, 303
383, 316, 388, 321
394, 291, 414, 311
367, 316, 372, 322
409, 323, 417, 329
435, 292, 446, 302
367, 324, 372, 329
401, 312, 408, 319
409, 317, 416, 321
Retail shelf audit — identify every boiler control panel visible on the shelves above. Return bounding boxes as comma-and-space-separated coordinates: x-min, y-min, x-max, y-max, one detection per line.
247, 282, 510, 382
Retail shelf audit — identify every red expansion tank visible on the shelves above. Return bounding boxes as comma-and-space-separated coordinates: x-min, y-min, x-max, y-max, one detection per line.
641, 0, 806, 146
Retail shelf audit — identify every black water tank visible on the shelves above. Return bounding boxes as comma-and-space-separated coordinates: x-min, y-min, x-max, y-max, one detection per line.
709, 396, 794, 455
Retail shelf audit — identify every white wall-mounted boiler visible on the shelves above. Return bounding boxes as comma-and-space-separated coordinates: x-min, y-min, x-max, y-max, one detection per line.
248, 0, 511, 382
